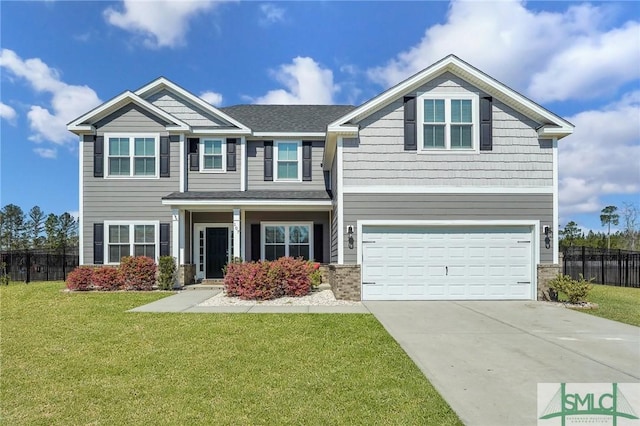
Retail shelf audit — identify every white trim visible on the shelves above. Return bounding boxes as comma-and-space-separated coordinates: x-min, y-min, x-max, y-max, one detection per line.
67, 91, 189, 132
357, 219, 539, 301
162, 199, 332, 208
233, 209, 241, 260
328, 55, 573, 135
416, 93, 479, 152
172, 209, 180, 267
103, 220, 160, 265
240, 136, 247, 191
134, 77, 251, 132
537, 126, 573, 138
103, 133, 160, 179
240, 209, 246, 260
342, 185, 554, 194
552, 137, 559, 264
337, 136, 344, 264
78, 135, 84, 264
190, 128, 251, 135
253, 132, 325, 138
179, 134, 185, 192
199, 138, 226, 173
260, 222, 314, 261
326, 125, 359, 135
178, 210, 185, 265
192, 223, 233, 280
274, 140, 302, 182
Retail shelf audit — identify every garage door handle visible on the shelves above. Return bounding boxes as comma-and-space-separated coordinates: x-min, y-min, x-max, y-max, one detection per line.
517, 281, 531, 284
445, 266, 448, 276
362, 281, 376, 285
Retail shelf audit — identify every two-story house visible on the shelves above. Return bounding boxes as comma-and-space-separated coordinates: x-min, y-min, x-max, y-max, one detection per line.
67, 55, 573, 301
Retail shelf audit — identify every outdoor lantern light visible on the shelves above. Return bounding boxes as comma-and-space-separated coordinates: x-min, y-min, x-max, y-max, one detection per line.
544, 226, 552, 249
347, 225, 354, 249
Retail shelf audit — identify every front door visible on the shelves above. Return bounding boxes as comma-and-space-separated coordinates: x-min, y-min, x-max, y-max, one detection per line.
206, 227, 228, 279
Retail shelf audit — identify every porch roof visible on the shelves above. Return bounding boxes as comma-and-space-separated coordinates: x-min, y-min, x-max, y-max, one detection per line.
161, 190, 333, 209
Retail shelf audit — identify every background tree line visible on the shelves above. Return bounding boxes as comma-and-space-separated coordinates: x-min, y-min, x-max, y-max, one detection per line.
560, 203, 639, 251
0, 204, 78, 252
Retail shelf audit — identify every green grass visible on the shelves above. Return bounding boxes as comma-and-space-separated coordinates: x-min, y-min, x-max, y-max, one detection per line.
578, 284, 640, 327
0, 282, 460, 425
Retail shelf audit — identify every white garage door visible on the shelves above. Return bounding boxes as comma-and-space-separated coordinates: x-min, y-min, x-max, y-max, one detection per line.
361, 226, 534, 301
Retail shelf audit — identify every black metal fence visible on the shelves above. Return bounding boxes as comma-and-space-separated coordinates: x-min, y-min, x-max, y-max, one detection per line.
0, 248, 79, 282
562, 246, 640, 288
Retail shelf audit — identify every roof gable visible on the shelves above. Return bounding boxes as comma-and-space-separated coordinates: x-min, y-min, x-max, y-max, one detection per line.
329, 55, 573, 139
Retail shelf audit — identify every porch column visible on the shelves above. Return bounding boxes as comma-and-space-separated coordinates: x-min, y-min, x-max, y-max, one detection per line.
178, 210, 185, 264
233, 208, 241, 260
172, 209, 180, 268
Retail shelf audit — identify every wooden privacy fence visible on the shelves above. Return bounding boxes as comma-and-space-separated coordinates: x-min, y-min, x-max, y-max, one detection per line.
0, 249, 79, 282
562, 246, 640, 288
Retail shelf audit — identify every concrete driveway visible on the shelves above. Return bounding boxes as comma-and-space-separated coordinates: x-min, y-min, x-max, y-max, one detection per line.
364, 301, 640, 426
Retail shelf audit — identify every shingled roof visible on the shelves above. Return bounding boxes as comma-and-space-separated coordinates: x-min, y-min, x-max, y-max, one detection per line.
219, 105, 356, 133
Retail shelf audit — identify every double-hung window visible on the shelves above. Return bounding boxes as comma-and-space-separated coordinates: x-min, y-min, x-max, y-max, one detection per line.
262, 223, 312, 261
417, 94, 478, 151
106, 134, 159, 177
105, 221, 159, 264
200, 139, 225, 172
275, 141, 301, 181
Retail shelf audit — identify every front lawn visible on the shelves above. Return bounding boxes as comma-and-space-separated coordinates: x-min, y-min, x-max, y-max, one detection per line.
579, 284, 640, 327
0, 282, 460, 425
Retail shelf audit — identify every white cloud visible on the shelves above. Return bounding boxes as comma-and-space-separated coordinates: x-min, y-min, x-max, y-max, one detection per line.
367, 1, 638, 102
0, 49, 101, 145
259, 3, 285, 25
252, 57, 339, 104
200, 91, 223, 106
0, 102, 17, 124
104, 0, 224, 48
559, 92, 640, 218
33, 147, 57, 159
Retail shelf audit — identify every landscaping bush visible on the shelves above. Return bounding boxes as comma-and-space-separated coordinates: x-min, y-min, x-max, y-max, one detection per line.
548, 273, 594, 304
66, 266, 94, 291
92, 267, 121, 291
158, 256, 176, 290
119, 256, 157, 291
223, 257, 319, 300
0, 262, 9, 286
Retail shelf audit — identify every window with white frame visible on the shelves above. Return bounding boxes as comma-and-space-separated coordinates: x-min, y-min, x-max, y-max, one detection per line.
417, 94, 478, 151
106, 134, 159, 177
106, 222, 158, 263
262, 223, 312, 260
275, 141, 301, 181
200, 139, 225, 172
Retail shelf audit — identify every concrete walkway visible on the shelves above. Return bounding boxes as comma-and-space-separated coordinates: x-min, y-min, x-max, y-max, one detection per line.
129, 289, 370, 313
364, 300, 640, 426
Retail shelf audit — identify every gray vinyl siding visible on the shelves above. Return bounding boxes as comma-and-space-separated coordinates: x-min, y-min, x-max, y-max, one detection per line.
82, 132, 180, 265
146, 89, 229, 127
247, 140, 327, 190
95, 104, 168, 133
187, 169, 240, 191
244, 211, 330, 262
342, 193, 553, 265
346, 72, 553, 187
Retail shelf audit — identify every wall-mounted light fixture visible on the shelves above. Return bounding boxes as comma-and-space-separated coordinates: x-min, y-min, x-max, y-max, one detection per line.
544, 226, 552, 249
347, 225, 354, 249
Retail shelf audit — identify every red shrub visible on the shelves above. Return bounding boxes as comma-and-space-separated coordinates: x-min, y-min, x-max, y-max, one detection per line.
92, 266, 122, 291
66, 266, 94, 291
271, 257, 313, 297
119, 256, 157, 291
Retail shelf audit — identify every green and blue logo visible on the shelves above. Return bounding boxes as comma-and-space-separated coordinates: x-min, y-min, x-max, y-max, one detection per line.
538, 383, 639, 425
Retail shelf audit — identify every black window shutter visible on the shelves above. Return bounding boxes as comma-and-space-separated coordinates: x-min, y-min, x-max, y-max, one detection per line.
263, 141, 273, 181
302, 141, 312, 181
94, 135, 104, 177
404, 96, 417, 151
480, 96, 493, 151
160, 136, 170, 177
251, 224, 261, 261
188, 138, 199, 171
93, 223, 104, 264
313, 224, 323, 263
227, 138, 237, 171
160, 223, 170, 257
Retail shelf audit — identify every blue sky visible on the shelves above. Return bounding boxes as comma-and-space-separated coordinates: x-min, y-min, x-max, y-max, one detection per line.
1, 0, 638, 233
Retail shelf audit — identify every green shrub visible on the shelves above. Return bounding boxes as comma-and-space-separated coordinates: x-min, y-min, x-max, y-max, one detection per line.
158, 256, 176, 290
0, 262, 9, 286
548, 273, 594, 304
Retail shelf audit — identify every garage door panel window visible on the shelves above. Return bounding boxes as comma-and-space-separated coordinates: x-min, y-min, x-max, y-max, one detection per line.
262, 223, 312, 260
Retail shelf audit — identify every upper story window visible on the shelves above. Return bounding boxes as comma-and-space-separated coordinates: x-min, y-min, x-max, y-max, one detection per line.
417, 94, 478, 151
275, 141, 301, 181
105, 133, 159, 178
200, 139, 226, 173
